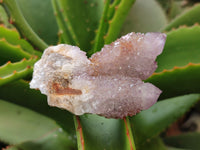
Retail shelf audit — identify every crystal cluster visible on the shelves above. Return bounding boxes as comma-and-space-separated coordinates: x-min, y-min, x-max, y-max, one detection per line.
30, 32, 166, 119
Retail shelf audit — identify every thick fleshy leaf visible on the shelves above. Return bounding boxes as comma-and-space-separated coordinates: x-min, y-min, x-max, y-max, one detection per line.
16, 0, 58, 45
120, 0, 167, 35
0, 38, 32, 64
0, 100, 59, 144
147, 26, 200, 99
157, 0, 186, 21
0, 80, 75, 138
166, 1, 184, 21
0, 58, 37, 86
74, 115, 135, 150
51, 0, 74, 45
0, 25, 41, 56
15, 129, 75, 150
91, 0, 111, 54
104, 0, 136, 44
164, 4, 200, 31
147, 63, 200, 99
164, 132, 200, 150
4, 146, 19, 150
2, 0, 48, 50
167, 147, 186, 150
156, 25, 200, 73
137, 137, 167, 150
54, 0, 104, 51
90, 0, 136, 54
0, 5, 14, 28
130, 94, 200, 146
156, 0, 171, 12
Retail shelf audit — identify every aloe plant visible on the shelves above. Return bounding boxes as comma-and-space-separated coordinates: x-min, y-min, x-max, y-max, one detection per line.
0, 0, 200, 149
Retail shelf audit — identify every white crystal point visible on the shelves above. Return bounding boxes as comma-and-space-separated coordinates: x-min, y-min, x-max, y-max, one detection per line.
30, 32, 166, 119
90, 32, 166, 80
30, 44, 90, 94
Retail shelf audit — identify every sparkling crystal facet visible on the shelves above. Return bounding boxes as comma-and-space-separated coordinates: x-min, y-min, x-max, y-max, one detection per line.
30, 32, 166, 119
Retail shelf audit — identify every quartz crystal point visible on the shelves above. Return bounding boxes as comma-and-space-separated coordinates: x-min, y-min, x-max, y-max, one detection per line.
30, 32, 166, 119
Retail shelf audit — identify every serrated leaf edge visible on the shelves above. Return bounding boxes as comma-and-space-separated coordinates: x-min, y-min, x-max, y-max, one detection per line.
0, 57, 37, 86
151, 62, 200, 77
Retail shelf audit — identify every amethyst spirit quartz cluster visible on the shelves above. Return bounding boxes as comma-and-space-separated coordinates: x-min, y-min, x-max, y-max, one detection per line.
30, 32, 166, 119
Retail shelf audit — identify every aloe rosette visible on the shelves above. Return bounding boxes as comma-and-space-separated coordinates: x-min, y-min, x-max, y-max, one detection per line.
0, 0, 200, 150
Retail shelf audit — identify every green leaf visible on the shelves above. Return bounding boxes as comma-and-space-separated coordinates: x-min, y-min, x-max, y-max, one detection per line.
147, 63, 200, 99
164, 4, 200, 31
138, 137, 167, 150
130, 94, 200, 146
0, 99, 75, 149
0, 38, 32, 64
90, 0, 111, 55
4, 146, 19, 150
0, 80, 75, 138
167, 1, 184, 21
164, 132, 200, 150
146, 26, 200, 99
74, 115, 135, 150
55, 0, 104, 51
89, 0, 136, 55
16, 0, 58, 45
0, 99, 59, 144
156, 0, 187, 21
5, 129, 75, 150
104, 0, 136, 44
0, 5, 14, 28
167, 147, 187, 150
0, 57, 37, 86
51, 0, 74, 45
16, 129, 75, 150
156, 25, 200, 73
120, 0, 167, 35
156, 0, 171, 12
0, 25, 41, 57
2, 0, 48, 50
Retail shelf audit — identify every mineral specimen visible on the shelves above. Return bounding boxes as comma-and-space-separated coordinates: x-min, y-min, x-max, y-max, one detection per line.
30, 32, 166, 119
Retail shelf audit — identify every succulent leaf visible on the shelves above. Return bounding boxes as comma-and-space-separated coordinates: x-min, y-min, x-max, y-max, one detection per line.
156, 25, 200, 73
167, 147, 186, 150
147, 26, 200, 99
130, 94, 200, 146
0, 38, 32, 64
74, 115, 135, 150
0, 5, 14, 28
104, 0, 136, 44
51, 0, 74, 45
164, 132, 200, 150
3, 146, 19, 150
164, 4, 200, 31
120, 0, 168, 34
2, 0, 48, 50
147, 63, 200, 99
0, 58, 37, 86
15, 129, 75, 150
0, 0, 200, 149
16, 0, 58, 45
0, 80, 75, 138
137, 137, 167, 150
0, 25, 41, 56
54, 0, 104, 51
91, 0, 111, 54
0, 99, 67, 144
90, 0, 136, 54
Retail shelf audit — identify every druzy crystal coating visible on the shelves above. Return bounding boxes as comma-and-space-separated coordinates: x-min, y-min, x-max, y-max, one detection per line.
30, 32, 166, 118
